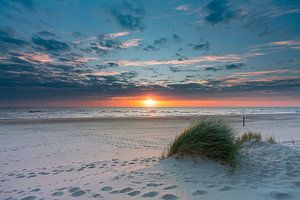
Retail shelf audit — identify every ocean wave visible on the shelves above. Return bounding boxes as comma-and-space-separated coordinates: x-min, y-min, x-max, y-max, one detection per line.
0, 107, 299, 120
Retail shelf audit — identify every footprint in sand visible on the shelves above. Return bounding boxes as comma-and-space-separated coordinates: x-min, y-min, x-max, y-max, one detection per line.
20, 196, 36, 200
127, 190, 141, 197
68, 187, 80, 193
30, 188, 41, 192
91, 193, 102, 198
146, 183, 160, 187
119, 187, 133, 193
51, 191, 64, 197
38, 172, 49, 175
27, 174, 36, 178
161, 194, 178, 200
110, 190, 119, 194
163, 185, 178, 190
71, 190, 86, 197
270, 191, 294, 200
101, 186, 113, 192
142, 191, 159, 198
193, 190, 207, 196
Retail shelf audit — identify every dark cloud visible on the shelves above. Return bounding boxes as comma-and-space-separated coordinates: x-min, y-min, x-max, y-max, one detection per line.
36, 31, 57, 38
205, 67, 221, 72
82, 34, 125, 55
205, 0, 238, 25
1, 54, 300, 103
101, 62, 119, 68
174, 53, 188, 61
110, 1, 145, 30
204, 63, 243, 72
142, 34, 183, 52
143, 37, 170, 51
177, 56, 188, 61
169, 66, 199, 73
225, 63, 244, 70
0, 29, 27, 50
191, 42, 210, 51
172, 34, 182, 42
143, 45, 156, 51
153, 38, 168, 46
32, 35, 70, 53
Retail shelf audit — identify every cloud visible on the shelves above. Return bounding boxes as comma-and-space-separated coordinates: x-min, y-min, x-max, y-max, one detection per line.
221, 75, 300, 86
143, 45, 156, 51
172, 34, 182, 42
176, 4, 189, 12
113, 53, 254, 67
191, 42, 210, 51
0, 29, 28, 52
82, 34, 140, 55
169, 66, 199, 73
233, 69, 290, 77
17, 52, 53, 63
153, 38, 168, 46
82, 34, 122, 55
218, 69, 299, 86
205, 66, 221, 72
143, 37, 169, 51
107, 31, 131, 39
61, 56, 97, 66
224, 63, 243, 70
269, 40, 300, 48
35, 31, 57, 38
82, 71, 123, 77
120, 38, 141, 48
142, 35, 182, 52
204, 0, 238, 25
32, 35, 70, 53
110, 1, 145, 30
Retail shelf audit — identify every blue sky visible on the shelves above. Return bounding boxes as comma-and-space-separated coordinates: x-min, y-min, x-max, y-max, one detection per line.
0, 0, 300, 106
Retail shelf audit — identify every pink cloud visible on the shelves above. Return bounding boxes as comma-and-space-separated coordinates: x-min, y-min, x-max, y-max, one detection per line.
19, 53, 53, 63
82, 71, 122, 76
270, 40, 300, 46
107, 31, 131, 39
113, 51, 265, 67
65, 57, 97, 65
234, 69, 289, 77
121, 38, 141, 48
114, 54, 244, 67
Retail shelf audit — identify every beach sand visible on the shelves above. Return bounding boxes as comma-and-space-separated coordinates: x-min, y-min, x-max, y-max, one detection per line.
0, 114, 300, 199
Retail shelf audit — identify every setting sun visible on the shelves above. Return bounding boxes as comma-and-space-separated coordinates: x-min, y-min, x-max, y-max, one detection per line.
143, 99, 157, 107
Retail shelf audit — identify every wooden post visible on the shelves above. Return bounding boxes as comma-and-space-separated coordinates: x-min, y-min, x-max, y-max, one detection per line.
243, 116, 245, 127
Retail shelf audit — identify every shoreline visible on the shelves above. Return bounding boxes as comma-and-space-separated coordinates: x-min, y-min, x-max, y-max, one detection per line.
1, 113, 300, 125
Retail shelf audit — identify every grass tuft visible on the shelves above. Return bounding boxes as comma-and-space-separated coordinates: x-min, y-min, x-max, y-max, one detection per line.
166, 118, 238, 166
266, 135, 276, 144
236, 132, 262, 145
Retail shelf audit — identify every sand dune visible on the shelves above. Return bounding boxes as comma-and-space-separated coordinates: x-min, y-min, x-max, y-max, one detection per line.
0, 117, 299, 199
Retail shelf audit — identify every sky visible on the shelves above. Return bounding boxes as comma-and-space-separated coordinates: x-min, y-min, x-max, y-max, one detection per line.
0, 0, 300, 107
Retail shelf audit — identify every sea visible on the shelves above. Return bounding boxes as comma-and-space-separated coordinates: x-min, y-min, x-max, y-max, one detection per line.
0, 107, 299, 120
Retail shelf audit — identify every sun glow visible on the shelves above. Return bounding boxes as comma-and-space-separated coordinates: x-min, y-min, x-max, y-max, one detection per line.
143, 99, 157, 107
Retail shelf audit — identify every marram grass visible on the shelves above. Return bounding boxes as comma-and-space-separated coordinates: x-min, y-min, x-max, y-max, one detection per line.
266, 135, 276, 144
166, 118, 238, 166
236, 131, 262, 146
236, 132, 276, 145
